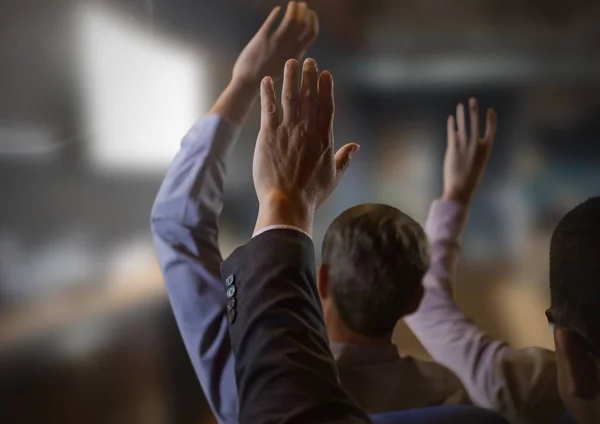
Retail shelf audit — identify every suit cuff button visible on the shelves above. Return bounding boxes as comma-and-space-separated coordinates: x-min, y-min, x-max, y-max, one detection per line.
226, 285, 236, 298
227, 309, 237, 324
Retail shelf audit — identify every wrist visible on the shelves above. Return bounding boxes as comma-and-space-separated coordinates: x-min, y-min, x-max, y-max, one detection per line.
255, 191, 314, 236
229, 75, 260, 95
209, 77, 259, 124
440, 191, 472, 205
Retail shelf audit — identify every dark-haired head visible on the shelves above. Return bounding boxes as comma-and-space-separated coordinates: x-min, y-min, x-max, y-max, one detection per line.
317, 203, 429, 343
549, 196, 600, 423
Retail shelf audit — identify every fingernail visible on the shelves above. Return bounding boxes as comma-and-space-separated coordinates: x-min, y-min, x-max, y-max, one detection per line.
350, 145, 360, 158
469, 97, 477, 106
285, 59, 297, 71
305, 58, 316, 68
262, 77, 271, 87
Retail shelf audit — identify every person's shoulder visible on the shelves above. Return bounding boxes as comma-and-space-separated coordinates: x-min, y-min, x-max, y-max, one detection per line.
498, 347, 564, 423
409, 356, 463, 384
407, 356, 472, 405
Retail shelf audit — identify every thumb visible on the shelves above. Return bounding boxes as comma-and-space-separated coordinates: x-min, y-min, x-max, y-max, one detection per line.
334, 143, 360, 181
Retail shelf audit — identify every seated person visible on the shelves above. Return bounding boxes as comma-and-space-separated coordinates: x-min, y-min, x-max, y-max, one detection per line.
546, 196, 600, 424
404, 100, 565, 424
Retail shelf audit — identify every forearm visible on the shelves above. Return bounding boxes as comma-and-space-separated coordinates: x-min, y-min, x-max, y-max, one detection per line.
406, 200, 562, 423
422, 199, 469, 293
405, 199, 509, 407
150, 115, 241, 422
153, 233, 238, 423
406, 282, 510, 410
209, 78, 259, 125
409, 288, 561, 423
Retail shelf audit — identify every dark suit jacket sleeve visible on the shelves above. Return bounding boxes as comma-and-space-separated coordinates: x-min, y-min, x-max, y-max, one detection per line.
221, 229, 371, 424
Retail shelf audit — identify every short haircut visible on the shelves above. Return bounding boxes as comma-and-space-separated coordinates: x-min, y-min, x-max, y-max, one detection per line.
321, 204, 430, 338
550, 197, 600, 354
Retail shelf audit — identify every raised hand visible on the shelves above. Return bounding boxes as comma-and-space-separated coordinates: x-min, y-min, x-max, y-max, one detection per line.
253, 59, 360, 235
232, 2, 319, 87
442, 98, 497, 204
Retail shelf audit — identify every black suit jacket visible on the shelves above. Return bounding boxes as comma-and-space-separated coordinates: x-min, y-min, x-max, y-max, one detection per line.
221, 229, 371, 423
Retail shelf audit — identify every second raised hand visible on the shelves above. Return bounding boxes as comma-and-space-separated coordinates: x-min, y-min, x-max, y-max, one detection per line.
232, 1, 319, 87
442, 98, 498, 205
209, 2, 319, 125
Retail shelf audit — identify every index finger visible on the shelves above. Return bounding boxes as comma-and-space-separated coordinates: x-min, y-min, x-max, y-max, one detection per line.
447, 115, 457, 147
257, 6, 282, 36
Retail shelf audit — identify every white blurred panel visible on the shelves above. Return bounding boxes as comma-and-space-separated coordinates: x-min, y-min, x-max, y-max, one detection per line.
74, 2, 206, 173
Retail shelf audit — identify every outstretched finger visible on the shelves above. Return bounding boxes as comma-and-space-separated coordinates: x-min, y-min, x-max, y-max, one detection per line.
258, 6, 282, 36
456, 103, 467, 146
260, 77, 279, 129
295, 2, 308, 23
447, 115, 457, 147
482, 108, 497, 144
282, 59, 300, 124
469, 97, 480, 144
300, 58, 319, 124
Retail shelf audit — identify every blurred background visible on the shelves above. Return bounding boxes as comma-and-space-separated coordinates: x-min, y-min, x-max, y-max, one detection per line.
1, 0, 599, 422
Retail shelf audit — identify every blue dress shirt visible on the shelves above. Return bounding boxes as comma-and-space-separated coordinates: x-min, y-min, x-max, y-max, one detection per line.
150, 115, 241, 424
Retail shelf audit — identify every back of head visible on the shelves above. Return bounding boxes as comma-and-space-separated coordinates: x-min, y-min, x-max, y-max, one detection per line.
321, 204, 429, 338
550, 196, 600, 423
550, 196, 600, 354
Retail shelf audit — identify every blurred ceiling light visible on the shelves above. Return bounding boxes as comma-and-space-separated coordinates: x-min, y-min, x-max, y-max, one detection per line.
377, 123, 436, 221
74, 2, 207, 174
351, 55, 600, 88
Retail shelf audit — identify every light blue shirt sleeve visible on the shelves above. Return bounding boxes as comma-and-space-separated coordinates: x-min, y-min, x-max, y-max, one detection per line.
150, 115, 242, 424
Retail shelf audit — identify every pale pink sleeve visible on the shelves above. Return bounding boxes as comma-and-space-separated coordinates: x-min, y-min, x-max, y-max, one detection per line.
404, 200, 563, 424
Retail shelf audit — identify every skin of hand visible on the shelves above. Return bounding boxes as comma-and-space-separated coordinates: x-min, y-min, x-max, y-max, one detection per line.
442, 98, 498, 205
209, 2, 319, 124
233, 1, 319, 86
253, 58, 360, 236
